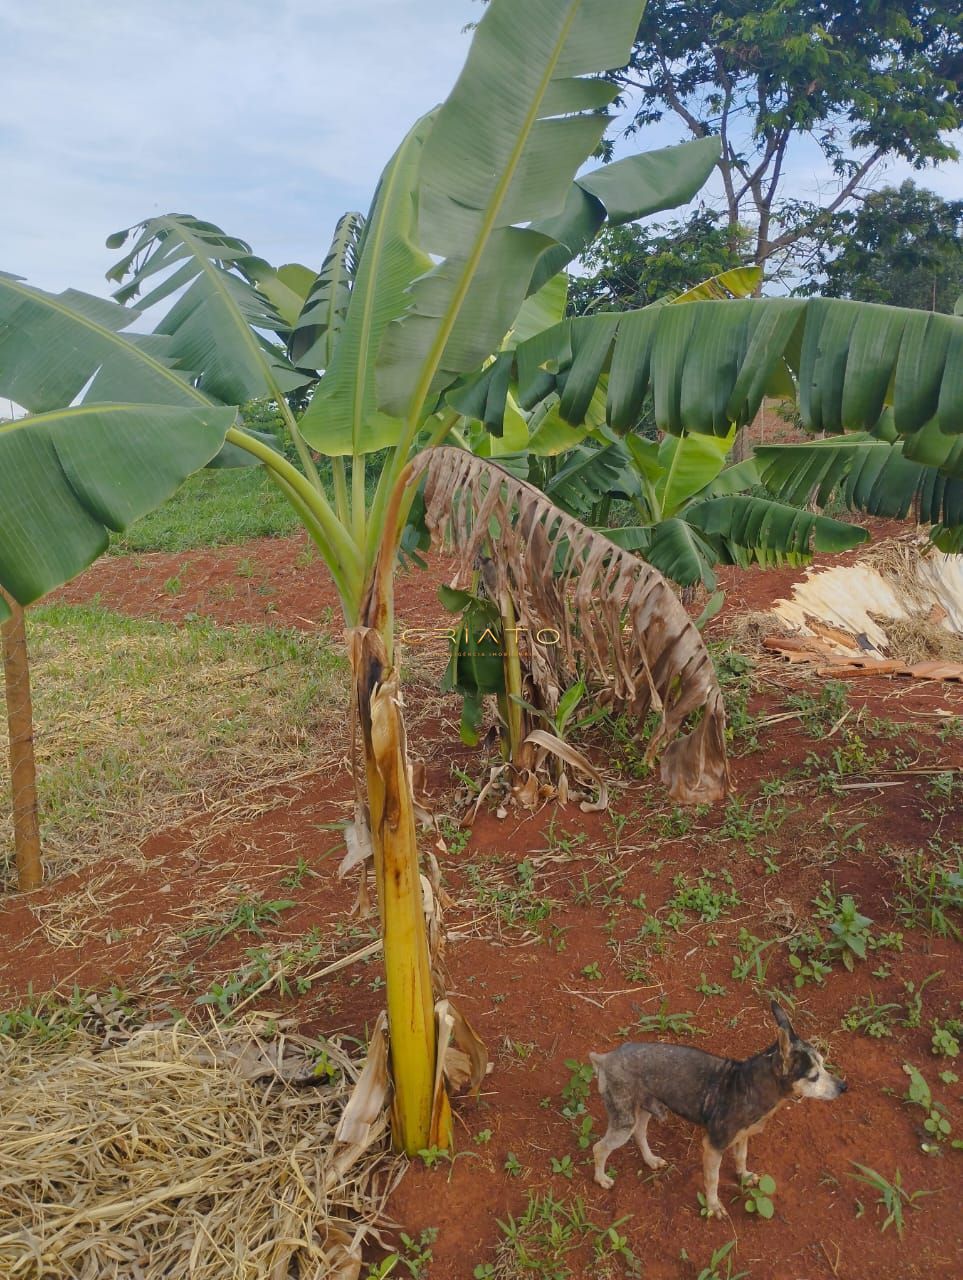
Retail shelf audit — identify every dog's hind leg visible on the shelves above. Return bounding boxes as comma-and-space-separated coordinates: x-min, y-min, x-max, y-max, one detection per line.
701, 1135, 726, 1219
632, 1109, 667, 1171
593, 1123, 634, 1189
732, 1132, 758, 1186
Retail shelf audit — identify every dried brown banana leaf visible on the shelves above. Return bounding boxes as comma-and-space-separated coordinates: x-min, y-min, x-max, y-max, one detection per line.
411, 447, 730, 805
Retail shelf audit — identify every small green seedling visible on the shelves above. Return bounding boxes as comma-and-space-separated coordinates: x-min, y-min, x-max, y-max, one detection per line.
741, 1173, 777, 1219
847, 1164, 931, 1238
416, 1145, 450, 1169
690, 1239, 749, 1280
504, 1151, 522, 1177
903, 1062, 956, 1152
550, 1154, 575, 1179
561, 1059, 595, 1120
931, 1021, 960, 1058
814, 885, 873, 970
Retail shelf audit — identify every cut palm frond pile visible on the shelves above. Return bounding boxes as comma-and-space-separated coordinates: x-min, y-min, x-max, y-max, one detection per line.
764, 537, 963, 680
0, 605, 349, 885
0, 1017, 395, 1279
412, 448, 730, 805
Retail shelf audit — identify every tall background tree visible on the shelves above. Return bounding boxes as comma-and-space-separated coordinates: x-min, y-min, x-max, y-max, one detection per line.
569, 210, 752, 313
801, 180, 963, 312
616, 1, 962, 287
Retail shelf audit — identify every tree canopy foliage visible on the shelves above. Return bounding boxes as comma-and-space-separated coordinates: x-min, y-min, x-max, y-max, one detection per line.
617, 1, 963, 282
802, 180, 963, 313
568, 211, 752, 313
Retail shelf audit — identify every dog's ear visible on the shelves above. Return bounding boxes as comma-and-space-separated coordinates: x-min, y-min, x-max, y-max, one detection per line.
770, 1001, 794, 1067
770, 1000, 794, 1034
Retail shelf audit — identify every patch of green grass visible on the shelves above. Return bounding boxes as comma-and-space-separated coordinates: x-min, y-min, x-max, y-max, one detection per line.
0, 986, 139, 1043
110, 466, 303, 553
1, 605, 347, 883
841, 993, 903, 1038
620, 998, 703, 1039
663, 867, 740, 929
184, 893, 297, 949
894, 844, 962, 941
786, 680, 849, 737
682, 1240, 748, 1280
463, 856, 558, 939
490, 1191, 641, 1279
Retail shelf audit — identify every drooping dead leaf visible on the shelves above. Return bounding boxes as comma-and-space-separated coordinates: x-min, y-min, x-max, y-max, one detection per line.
335, 1012, 390, 1148
339, 808, 373, 878
429, 1003, 454, 1148
443, 1000, 489, 1094
411, 448, 730, 805
523, 728, 609, 812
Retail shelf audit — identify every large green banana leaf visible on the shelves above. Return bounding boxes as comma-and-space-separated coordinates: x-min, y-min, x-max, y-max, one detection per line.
303, 0, 716, 456
545, 441, 640, 517
652, 429, 736, 518
375, 0, 649, 426
606, 519, 719, 589
0, 273, 209, 411
502, 298, 963, 442
0, 403, 236, 620
526, 136, 722, 293
606, 496, 866, 588
297, 0, 722, 458
299, 117, 435, 455
756, 436, 963, 549
106, 215, 310, 407
685, 495, 868, 566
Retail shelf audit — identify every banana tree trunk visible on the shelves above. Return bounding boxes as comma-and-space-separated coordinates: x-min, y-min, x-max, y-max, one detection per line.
1, 589, 42, 891
356, 477, 449, 1154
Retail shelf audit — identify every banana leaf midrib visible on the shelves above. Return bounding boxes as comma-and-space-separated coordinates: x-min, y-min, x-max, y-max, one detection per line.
351, 138, 421, 454
0, 402, 176, 433
400, 1, 583, 428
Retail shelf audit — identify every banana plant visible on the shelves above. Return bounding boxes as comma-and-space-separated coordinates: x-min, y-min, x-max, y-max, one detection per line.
0, 0, 732, 1154
540, 427, 868, 588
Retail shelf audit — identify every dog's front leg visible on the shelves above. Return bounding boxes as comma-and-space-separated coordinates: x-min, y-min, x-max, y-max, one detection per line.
732, 1133, 758, 1187
701, 1136, 726, 1219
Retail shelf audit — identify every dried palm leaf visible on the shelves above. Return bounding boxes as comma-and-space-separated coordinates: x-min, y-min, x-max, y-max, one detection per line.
410, 448, 730, 805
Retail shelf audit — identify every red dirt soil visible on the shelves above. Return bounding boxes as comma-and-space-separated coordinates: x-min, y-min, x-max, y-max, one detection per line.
3, 523, 961, 1280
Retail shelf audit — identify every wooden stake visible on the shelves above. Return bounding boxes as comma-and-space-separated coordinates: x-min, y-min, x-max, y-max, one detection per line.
1, 588, 43, 891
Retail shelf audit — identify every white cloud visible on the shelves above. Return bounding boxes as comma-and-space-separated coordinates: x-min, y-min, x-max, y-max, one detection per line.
1, 0, 480, 295
3, 0, 959, 302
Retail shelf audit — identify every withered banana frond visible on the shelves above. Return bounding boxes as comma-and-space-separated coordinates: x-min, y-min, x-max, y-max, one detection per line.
410, 447, 730, 805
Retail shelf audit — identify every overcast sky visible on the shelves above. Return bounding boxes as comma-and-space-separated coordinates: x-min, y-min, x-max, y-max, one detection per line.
2, 0, 960, 301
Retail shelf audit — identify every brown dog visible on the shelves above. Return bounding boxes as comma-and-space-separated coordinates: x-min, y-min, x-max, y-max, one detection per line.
590, 1002, 847, 1217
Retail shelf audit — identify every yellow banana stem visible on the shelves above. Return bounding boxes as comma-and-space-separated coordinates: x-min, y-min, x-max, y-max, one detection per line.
356, 628, 443, 1154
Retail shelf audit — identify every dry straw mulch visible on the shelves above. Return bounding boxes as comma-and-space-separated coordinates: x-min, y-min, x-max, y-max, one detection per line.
0, 1016, 397, 1279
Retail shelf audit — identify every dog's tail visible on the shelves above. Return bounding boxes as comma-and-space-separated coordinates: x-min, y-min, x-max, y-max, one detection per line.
588, 1051, 606, 1092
